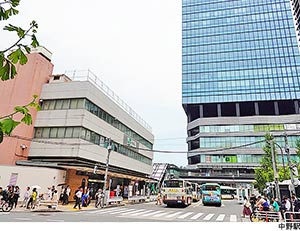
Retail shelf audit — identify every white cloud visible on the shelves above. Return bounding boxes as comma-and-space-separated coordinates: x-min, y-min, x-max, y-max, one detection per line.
0, 0, 187, 166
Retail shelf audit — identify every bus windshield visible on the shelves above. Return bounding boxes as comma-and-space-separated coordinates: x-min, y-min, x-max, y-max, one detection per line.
163, 180, 184, 188
202, 185, 220, 191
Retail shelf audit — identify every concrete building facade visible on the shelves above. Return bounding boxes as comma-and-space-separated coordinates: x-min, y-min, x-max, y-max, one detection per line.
0, 48, 154, 198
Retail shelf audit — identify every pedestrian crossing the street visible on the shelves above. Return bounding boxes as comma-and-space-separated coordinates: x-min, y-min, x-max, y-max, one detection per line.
83, 207, 239, 222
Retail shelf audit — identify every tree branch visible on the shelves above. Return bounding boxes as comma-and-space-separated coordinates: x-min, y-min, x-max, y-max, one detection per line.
0, 97, 37, 120
0, 23, 35, 53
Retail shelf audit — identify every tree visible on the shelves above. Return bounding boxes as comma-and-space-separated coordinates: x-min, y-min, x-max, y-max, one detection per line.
254, 133, 290, 193
0, 0, 40, 143
254, 133, 275, 193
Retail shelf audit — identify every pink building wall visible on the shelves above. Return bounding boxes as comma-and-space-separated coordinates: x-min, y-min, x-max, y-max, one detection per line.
0, 52, 54, 165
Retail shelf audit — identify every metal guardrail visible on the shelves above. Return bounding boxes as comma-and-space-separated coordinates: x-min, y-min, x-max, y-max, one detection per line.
284, 211, 300, 222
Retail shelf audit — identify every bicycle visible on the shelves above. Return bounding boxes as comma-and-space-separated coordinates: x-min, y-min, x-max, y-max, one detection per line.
0, 199, 13, 212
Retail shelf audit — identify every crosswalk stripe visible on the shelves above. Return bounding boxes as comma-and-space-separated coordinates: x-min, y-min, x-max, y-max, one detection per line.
190, 213, 204, 220
88, 207, 120, 214
141, 210, 164, 217
109, 208, 134, 214
153, 212, 170, 217
216, 214, 225, 221
128, 210, 154, 216
166, 211, 183, 218
178, 212, 194, 219
230, 215, 237, 222
121, 209, 145, 216
203, 213, 214, 221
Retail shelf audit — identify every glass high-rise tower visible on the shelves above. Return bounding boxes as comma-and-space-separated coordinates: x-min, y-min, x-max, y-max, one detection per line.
182, 0, 300, 178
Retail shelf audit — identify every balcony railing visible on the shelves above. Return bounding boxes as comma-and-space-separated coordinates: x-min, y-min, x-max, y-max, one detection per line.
64, 69, 152, 132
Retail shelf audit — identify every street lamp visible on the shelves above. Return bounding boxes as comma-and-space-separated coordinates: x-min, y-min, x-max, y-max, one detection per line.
103, 138, 112, 207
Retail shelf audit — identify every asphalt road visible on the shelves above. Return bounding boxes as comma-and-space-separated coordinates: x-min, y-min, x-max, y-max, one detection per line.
0, 199, 248, 222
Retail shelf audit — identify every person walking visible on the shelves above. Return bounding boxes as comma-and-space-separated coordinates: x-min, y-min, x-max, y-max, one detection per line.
283, 196, 292, 221
20, 186, 30, 207
13, 186, 20, 208
73, 187, 83, 209
271, 198, 280, 221
27, 188, 38, 209
292, 194, 300, 220
242, 196, 252, 217
156, 191, 162, 205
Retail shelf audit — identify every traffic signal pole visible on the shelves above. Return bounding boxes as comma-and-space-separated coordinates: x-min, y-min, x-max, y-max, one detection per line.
103, 138, 112, 207
270, 139, 281, 202
284, 132, 296, 195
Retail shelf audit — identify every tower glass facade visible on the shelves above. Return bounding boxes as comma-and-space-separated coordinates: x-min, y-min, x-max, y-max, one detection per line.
182, 0, 300, 177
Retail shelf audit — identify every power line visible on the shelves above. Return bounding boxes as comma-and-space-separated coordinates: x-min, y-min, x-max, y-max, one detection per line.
5, 130, 300, 155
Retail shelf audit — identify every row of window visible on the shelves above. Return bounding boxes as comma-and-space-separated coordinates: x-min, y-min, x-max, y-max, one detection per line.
183, 2, 290, 21
193, 153, 299, 164
191, 136, 300, 149
182, 78, 299, 92
183, 46, 297, 64
34, 126, 152, 165
182, 91, 300, 104
182, 66, 300, 82
182, 60, 300, 74
183, 0, 287, 12
41, 98, 153, 149
197, 124, 286, 133
183, 29, 295, 49
183, 9, 291, 29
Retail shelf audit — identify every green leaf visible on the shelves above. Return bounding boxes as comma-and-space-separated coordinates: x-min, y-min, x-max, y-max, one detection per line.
0, 61, 10, 80
4, 24, 18, 32
10, 0, 21, 8
21, 114, 32, 125
7, 48, 27, 65
0, 53, 4, 67
7, 49, 19, 64
31, 34, 39, 48
0, 129, 3, 143
19, 49, 27, 65
14, 106, 29, 114
1, 118, 20, 135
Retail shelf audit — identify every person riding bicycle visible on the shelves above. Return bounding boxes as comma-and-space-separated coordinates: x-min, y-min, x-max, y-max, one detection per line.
256, 195, 270, 211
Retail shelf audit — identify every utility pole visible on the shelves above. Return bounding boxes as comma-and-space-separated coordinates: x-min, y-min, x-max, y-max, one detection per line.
284, 132, 296, 195
270, 138, 281, 202
103, 137, 112, 206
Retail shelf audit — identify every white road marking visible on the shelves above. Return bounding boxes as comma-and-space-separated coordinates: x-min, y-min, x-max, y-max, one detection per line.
178, 212, 194, 219
14, 218, 32, 221
47, 219, 64, 222
203, 213, 214, 221
166, 211, 183, 218
109, 208, 133, 214
153, 212, 170, 217
121, 209, 145, 215
190, 213, 204, 220
216, 214, 225, 221
230, 215, 237, 222
128, 210, 154, 216
141, 210, 165, 217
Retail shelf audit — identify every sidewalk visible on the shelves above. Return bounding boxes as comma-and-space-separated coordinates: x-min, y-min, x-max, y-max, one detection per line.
10, 200, 125, 213
10, 196, 154, 213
